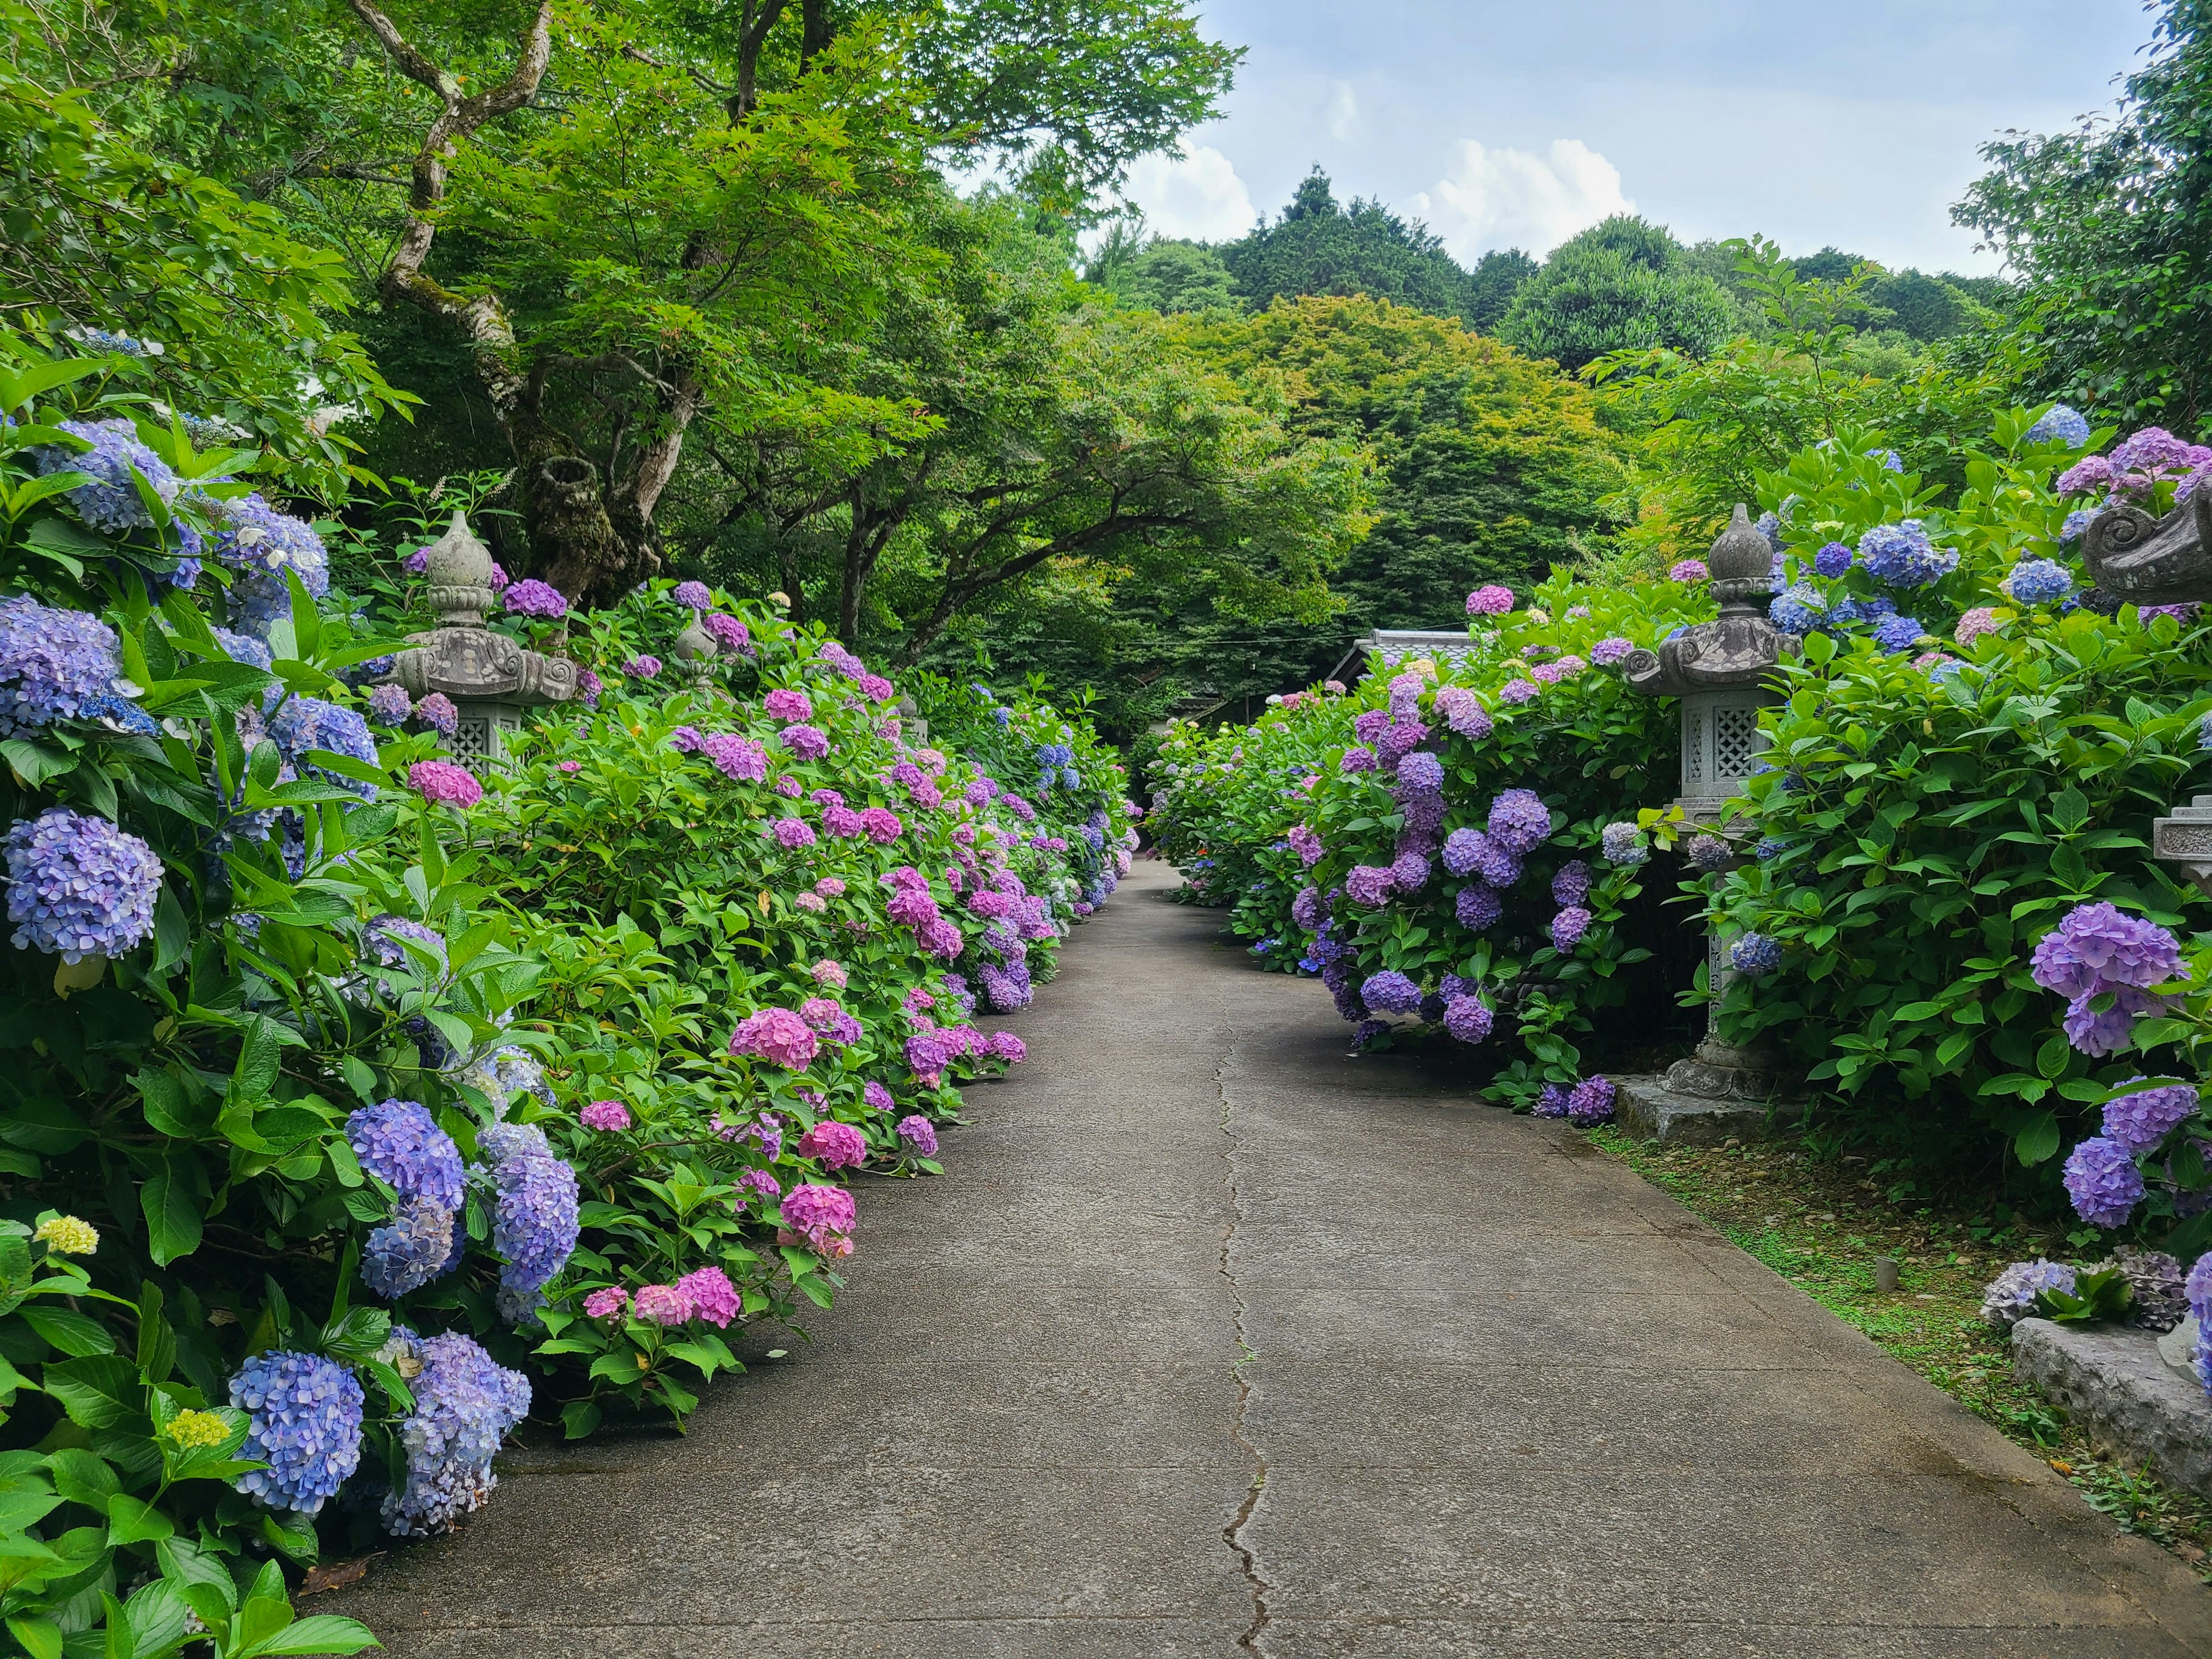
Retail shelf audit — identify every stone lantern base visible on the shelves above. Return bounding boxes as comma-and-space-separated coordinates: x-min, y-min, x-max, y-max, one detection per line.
1613, 1070, 1800, 1146
447, 699, 527, 768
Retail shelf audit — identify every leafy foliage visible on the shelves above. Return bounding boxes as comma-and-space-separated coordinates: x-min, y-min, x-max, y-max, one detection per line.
1498, 216, 1738, 373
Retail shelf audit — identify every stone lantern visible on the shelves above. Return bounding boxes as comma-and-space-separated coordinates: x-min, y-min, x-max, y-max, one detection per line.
385, 511, 579, 766
2082, 492, 2212, 896
1615, 505, 1799, 1139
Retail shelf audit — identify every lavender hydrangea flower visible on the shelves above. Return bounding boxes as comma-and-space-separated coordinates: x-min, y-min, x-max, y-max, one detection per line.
1444, 996, 1493, 1043
1533, 1084, 1570, 1119
501, 579, 567, 620
1730, 933, 1782, 976
1487, 789, 1550, 855
1980, 1260, 2078, 1327
0, 595, 134, 737
1590, 637, 1634, 667
1870, 613, 1926, 654
367, 683, 412, 725
2025, 405, 2091, 448
1499, 678, 1539, 705
479, 1122, 580, 1323
1361, 971, 1422, 1014
1455, 884, 1503, 931
36, 418, 180, 532
1686, 834, 1733, 874
1442, 828, 1487, 878
1550, 907, 1592, 950
1812, 541, 1854, 578
229, 1351, 364, 1515
896, 1115, 938, 1156
5, 807, 163, 962
268, 695, 380, 801
2059, 509, 2096, 545
415, 692, 459, 740
347, 1099, 464, 1210
673, 580, 713, 610
1857, 521, 1958, 588
1770, 583, 1829, 635
2004, 558, 2075, 606
1472, 837, 1521, 887
2103, 1080, 2200, 1153
2063, 1136, 2145, 1228
2063, 986, 2166, 1057
1389, 850, 1431, 892
1397, 751, 1445, 791
1551, 861, 1591, 906
380, 1329, 531, 1537
1346, 865, 1396, 907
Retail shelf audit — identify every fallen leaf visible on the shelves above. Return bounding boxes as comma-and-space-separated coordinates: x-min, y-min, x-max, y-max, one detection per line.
2049, 1459, 2074, 1476
302, 1556, 378, 1596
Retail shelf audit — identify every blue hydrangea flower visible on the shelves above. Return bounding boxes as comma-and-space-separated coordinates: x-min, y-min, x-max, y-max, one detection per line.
346, 1099, 464, 1211
0, 595, 132, 737
1980, 1259, 2077, 1327
1812, 541, 1854, 578
1486, 789, 1550, 855
1858, 521, 1959, 588
267, 695, 379, 801
1753, 836, 1792, 862
2025, 405, 2092, 448
2004, 558, 2075, 606
35, 418, 180, 533
1455, 884, 1503, 931
1396, 751, 1445, 791
229, 1351, 364, 1514
2059, 509, 2096, 546
1730, 933, 1783, 976
1870, 613, 1925, 654
5, 807, 163, 963
362, 1195, 462, 1299
1830, 594, 1897, 626
1864, 448, 1904, 473
210, 494, 331, 637
210, 626, 274, 672
380, 1330, 531, 1537
1770, 583, 1829, 635
1600, 822, 1647, 868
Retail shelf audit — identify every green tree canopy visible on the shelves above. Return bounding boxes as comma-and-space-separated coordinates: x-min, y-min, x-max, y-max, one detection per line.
1214, 167, 1529, 328
1095, 234, 1240, 313
1498, 215, 1738, 372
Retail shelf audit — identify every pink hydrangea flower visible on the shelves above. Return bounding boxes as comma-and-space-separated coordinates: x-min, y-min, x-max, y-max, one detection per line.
623, 654, 661, 679
558, 760, 582, 774
796, 892, 827, 913
799, 996, 844, 1031
408, 760, 483, 808
1499, 679, 1539, 706
810, 959, 849, 989
764, 687, 813, 722
1668, 558, 1709, 582
631, 1283, 693, 1325
987, 1032, 1026, 1063
779, 1183, 857, 1257
580, 1100, 631, 1132
673, 1264, 740, 1328
1955, 607, 2004, 646
815, 877, 846, 897
797, 1119, 866, 1169
1466, 585, 1515, 616
781, 723, 829, 760
583, 1286, 628, 1319
729, 1007, 819, 1069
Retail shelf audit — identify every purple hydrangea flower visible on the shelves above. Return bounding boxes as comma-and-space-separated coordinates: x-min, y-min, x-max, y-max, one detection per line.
1870, 613, 1925, 654
1389, 851, 1431, 892
1487, 789, 1550, 855
1770, 584, 1829, 635
1551, 861, 1592, 906
706, 613, 753, 656
2103, 1080, 2199, 1153
37, 418, 179, 532
1812, 541, 1854, 578
1456, 883, 1503, 931
2005, 558, 2074, 605
673, 581, 713, 610
2031, 903, 2187, 999
5, 807, 163, 962
1550, 907, 1592, 950
1441, 828, 1487, 878
1566, 1076, 1616, 1125
1533, 1084, 1570, 1119
380, 1329, 531, 1537
268, 694, 380, 801
367, 683, 412, 725
1444, 996, 1493, 1043
1686, 834, 1733, 874
500, 578, 567, 620
896, 1114, 938, 1156
1499, 678, 1539, 705
209, 494, 330, 635
1397, 751, 1445, 791
229, 1350, 364, 1514
362, 1195, 461, 1299
1466, 585, 1514, 616
2063, 1135, 2145, 1228
1362, 970, 1422, 1014
1346, 865, 1396, 907
479, 1122, 581, 1323
1590, 637, 1634, 667
347, 1099, 465, 1211
2063, 986, 2166, 1056
624, 654, 662, 679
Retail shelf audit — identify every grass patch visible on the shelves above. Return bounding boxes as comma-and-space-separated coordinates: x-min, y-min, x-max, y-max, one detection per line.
1587, 1125, 2212, 1578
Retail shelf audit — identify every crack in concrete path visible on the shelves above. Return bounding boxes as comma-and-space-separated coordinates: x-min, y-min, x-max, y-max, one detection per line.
1215, 1032, 1272, 1656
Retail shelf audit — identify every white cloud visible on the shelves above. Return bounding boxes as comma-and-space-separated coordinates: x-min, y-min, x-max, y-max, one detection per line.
1414, 138, 1634, 260
1326, 81, 1358, 142
1122, 139, 1259, 244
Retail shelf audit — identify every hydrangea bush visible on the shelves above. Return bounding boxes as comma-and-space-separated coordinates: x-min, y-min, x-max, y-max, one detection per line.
0, 343, 1123, 1649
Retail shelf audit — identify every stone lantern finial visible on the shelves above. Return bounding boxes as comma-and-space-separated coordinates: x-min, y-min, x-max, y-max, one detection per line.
421, 509, 497, 628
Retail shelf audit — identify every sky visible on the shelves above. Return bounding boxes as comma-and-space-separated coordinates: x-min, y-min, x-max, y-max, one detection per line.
1122, 0, 2157, 274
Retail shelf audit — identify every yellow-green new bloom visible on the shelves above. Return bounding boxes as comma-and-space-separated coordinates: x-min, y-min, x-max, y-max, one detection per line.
163, 1409, 229, 1451
33, 1215, 97, 1255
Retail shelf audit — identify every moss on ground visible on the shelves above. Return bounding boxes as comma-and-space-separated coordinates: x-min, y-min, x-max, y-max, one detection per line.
1588, 1125, 2212, 1580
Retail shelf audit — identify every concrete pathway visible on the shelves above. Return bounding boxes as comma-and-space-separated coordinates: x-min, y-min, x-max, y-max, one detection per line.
342, 862, 2212, 1657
